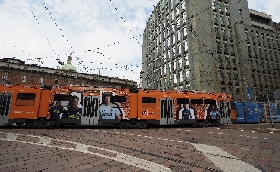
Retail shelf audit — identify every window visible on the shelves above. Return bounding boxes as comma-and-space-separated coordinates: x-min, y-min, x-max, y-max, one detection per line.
171, 11, 174, 21
252, 74, 256, 81
177, 31, 181, 40
233, 72, 238, 81
177, 98, 189, 104
178, 58, 182, 68
1, 73, 8, 79
111, 96, 127, 103
248, 46, 251, 55
215, 27, 219, 37
16, 93, 36, 106
174, 73, 177, 83
173, 60, 177, 70
183, 27, 187, 36
226, 17, 230, 25
220, 71, 225, 82
245, 32, 248, 41
54, 94, 71, 101
176, 19, 180, 28
228, 30, 231, 39
229, 87, 233, 95
225, 5, 229, 12
212, 1, 216, 9
142, 97, 156, 103
221, 28, 225, 37
204, 99, 216, 104
217, 41, 221, 53
224, 43, 228, 53
213, 14, 217, 23
217, 2, 222, 11
218, 55, 223, 66
220, 16, 224, 25
184, 41, 188, 51
176, 6, 179, 16
229, 44, 234, 53
185, 54, 189, 62
167, 38, 170, 47
191, 99, 203, 104
227, 72, 231, 81
181, 1, 185, 10
179, 71, 183, 82
178, 44, 182, 54
22, 76, 26, 83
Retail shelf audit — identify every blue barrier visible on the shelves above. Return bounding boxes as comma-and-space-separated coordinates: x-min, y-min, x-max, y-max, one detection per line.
233, 102, 280, 123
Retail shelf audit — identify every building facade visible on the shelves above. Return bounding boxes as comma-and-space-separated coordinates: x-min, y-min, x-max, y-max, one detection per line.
0, 57, 137, 88
141, 0, 280, 101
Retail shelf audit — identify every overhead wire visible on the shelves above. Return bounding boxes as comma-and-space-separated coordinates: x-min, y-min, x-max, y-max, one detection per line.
0, 39, 41, 63
42, 1, 75, 57
24, 0, 58, 61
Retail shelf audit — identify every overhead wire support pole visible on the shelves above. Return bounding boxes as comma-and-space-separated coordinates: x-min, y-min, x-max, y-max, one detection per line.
99, 68, 101, 86
267, 92, 275, 128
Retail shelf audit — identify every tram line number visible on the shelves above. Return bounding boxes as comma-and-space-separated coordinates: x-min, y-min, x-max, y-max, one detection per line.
0, 93, 12, 117
83, 97, 99, 118
220, 101, 231, 118
160, 98, 173, 119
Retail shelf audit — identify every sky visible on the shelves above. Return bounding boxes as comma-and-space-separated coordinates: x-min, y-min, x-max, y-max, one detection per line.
0, 0, 279, 85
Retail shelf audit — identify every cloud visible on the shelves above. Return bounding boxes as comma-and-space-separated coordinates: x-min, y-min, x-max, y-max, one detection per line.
247, 0, 280, 22
0, 0, 157, 85
0, 0, 279, 86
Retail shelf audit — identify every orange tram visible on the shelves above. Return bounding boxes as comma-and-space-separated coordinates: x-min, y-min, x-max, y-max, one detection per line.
0, 84, 234, 128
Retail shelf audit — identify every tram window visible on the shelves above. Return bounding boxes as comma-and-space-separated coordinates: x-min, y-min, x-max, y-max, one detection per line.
191, 99, 203, 104
111, 96, 127, 102
177, 98, 189, 104
16, 93, 36, 106
204, 99, 216, 104
142, 97, 156, 103
54, 94, 71, 102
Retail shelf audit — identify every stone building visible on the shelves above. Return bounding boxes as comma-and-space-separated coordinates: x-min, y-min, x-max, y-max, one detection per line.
0, 57, 137, 88
141, 0, 280, 101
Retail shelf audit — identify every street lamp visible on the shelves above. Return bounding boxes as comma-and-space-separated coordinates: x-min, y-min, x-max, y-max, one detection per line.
267, 91, 275, 128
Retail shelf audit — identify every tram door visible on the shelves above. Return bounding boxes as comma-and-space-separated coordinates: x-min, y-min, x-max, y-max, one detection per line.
82, 96, 99, 125
219, 100, 232, 125
160, 98, 174, 125
0, 93, 13, 125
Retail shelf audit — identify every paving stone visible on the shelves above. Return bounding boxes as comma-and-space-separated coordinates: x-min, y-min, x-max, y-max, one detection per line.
77, 163, 94, 171
89, 164, 110, 172
270, 159, 280, 169
102, 166, 123, 172
1, 124, 280, 172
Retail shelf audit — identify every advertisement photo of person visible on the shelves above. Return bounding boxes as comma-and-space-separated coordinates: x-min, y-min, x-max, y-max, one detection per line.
176, 104, 194, 120
49, 101, 64, 120
206, 104, 220, 120
181, 104, 192, 120
65, 95, 82, 120
99, 92, 121, 120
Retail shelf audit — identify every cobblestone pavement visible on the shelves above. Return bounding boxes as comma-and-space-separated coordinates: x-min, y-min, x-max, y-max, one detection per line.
0, 125, 279, 172
220, 123, 280, 132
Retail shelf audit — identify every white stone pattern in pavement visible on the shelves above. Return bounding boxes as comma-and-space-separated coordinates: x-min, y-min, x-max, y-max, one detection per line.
191, 143, 261, 172
0, 132, 172, 172
113, 129, 263, 172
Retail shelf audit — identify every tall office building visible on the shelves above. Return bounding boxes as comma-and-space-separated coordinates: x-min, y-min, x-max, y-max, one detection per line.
141, 0, 280, 101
